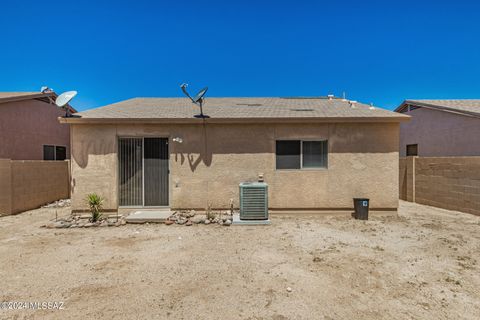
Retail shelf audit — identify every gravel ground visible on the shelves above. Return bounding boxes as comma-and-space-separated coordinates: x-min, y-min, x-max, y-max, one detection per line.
0, 201, 479, 320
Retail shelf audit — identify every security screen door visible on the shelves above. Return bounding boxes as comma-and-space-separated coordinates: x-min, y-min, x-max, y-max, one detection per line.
118, 137, 169, 207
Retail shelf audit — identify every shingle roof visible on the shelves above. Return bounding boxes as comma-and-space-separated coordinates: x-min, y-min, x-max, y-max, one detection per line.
397, 99, 480, 117
66, 97, 408, 123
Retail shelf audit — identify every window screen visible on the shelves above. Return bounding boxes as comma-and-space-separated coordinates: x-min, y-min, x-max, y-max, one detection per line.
43, 145, 55, 160
302, 141, 328, 168
55, 146, 67, 161
406, 144, 418, 156
276, 140, 328, 169
276, 140, 301, 169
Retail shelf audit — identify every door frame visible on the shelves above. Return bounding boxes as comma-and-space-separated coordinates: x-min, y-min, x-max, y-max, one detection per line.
117, 136, 170, 209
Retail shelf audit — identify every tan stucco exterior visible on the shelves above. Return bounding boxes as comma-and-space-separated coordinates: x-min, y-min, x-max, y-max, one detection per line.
70, 122, 400, 213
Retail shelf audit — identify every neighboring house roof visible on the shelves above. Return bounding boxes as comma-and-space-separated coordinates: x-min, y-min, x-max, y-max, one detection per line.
0, 91, 77, 113
0, 92, 54, 103
61, 97, 408, 124
396, 99, 480, 118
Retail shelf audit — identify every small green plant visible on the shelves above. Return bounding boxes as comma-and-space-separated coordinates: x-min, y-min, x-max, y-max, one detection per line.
206, 203, 215, 220
86, 193, 104, 222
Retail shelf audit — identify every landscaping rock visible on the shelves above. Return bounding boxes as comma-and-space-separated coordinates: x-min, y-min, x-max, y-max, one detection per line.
223, 219, 232, 226
164, 220, 174, 225
185, 220, 193, 226
54, 221, 70, 228
176, 218, 187, 225
191, 215, 205, 224
84, 223, 94, 228
187, 210, 196, 218
204, 219, 210, 225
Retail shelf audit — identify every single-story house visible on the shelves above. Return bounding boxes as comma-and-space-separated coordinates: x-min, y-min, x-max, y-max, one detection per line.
60, 97, 409, 214
396, 99, 480, 157
0, 91, 76, 160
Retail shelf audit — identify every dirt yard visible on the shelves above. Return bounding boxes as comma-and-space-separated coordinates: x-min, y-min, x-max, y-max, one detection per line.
0, 201, 479, 320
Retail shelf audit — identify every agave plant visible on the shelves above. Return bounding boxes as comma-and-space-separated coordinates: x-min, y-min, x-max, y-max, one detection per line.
86, 193, 104, 222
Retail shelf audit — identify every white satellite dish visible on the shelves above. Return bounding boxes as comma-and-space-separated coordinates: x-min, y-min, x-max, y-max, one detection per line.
56, 91, 77, 107
40, 86, 52, 93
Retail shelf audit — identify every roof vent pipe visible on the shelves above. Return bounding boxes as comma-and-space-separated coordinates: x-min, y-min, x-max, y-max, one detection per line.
327, 94, 334, 100
349, 100, 357, 108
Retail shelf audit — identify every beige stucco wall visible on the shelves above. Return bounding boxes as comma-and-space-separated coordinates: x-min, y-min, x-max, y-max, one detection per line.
0, 159, 70, 215
399, 107, 480, 157
70, 122, 400, 213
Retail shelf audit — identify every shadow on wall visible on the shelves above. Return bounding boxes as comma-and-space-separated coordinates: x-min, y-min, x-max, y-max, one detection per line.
172, 122, 277, 172
180, 121, 212, 171
73, 138, 116, 169
72, 122, 399, 174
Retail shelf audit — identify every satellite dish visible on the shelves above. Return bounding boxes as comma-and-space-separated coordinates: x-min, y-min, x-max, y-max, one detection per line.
40, 86, 52, 93
193, 87, 208, 103
180, 83, 209, 118
55, 90, 77, 117
56, 91, 77, 107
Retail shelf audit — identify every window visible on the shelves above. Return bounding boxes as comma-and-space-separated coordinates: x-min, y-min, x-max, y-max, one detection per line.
276, 140, 301, 169
406, 144, 418, 156
276, 140, 328, 169
55, 146, 67, 161
43, 145, 67, 160
43, 145, 55, 160
302, 141, 328, 168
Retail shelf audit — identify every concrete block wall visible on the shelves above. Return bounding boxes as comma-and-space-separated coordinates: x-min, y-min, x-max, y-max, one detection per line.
0, 160, 12, 214
0, 159, 70, 215
399, 156, 480, 215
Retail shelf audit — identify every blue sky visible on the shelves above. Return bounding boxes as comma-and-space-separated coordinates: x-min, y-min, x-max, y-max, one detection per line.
1, 0, 479, 112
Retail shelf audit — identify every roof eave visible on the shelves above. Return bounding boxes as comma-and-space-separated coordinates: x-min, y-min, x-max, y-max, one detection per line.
396, 100, 480, 118
59, 116, 410, 124
0, 92, 56, 104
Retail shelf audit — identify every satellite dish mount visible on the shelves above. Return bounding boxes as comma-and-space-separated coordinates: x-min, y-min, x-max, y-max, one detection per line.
55, 91, 78, 117
180, 83, 209, 118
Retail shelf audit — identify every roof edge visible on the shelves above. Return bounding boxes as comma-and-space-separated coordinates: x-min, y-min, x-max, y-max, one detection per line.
0, 92, 55, 104
0, 92, 77, 113
396, 100, 480, 118
59, 116, 410, 125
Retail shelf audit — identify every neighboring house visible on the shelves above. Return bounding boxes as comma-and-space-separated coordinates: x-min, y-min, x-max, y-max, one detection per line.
395, 100, 480, 157
60, 97, 408, 214
0, 92, 76, 160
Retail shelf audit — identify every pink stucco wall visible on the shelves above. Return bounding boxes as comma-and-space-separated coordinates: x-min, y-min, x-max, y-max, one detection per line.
0, 99, 70, 160
399, 107, 480, 157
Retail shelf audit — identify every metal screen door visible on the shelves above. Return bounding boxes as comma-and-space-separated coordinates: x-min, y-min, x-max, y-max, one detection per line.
144, 138, 169, 206
118, 137, 169, 207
